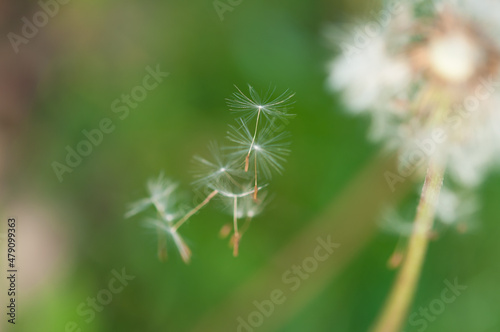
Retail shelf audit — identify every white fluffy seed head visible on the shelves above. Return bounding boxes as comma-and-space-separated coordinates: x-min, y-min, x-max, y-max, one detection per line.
327, 1, 500, 188
428, 32, 482, 83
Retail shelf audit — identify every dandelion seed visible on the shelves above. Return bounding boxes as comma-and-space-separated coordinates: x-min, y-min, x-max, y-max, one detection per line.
192, 142, 245, 192
227, 119, 291, 198
172, 142, 252, 233
227, 85, 295, 173
146, 219, 192, 264
127, 84, 294, 260
193, 142, 248, 197
238, 191, 269, 239
126, 174, 193, 262
227, 85, 295, 123
222, 187, 269, 256
170, 229, 192, 264
226, 121, 291, 177
125, 174, 180, 222
234, 190, 268, 220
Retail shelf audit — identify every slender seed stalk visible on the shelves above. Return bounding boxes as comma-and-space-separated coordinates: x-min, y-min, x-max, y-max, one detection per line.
245, 106, 262, 172
233, 197, 240, 257
172, 190, 219, 231
152, 197, 169, 222
254, 150, 258, 201
371, 159, 445, 332
151, 197, 170, 261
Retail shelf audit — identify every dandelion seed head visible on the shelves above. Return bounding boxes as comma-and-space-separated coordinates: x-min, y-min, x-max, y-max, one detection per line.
128, 83, 294, 260
227, 120, 291, 179
428, 32, 481, 83
227, 85, 295, 123
192, 141, 247, 192
328, 0, 500, 187
125, 173, 180, 220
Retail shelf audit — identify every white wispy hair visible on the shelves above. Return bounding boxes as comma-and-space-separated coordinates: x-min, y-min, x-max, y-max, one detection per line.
217, 184, 268, 199
191, 141, 247, 191
125, 173, 179, 220
233, 190, 269, 219
328, 35, 411, 113
227, 85, 295, 123
435, 186, 478, 226
226, 119, 291, 179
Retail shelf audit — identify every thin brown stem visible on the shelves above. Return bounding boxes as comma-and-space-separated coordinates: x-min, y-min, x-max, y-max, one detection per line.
233, 197, 240, 257
172, 190, 219, 232
371, 159, 445, 332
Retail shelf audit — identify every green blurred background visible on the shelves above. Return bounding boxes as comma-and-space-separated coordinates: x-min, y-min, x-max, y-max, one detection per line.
1, 0, 499, 331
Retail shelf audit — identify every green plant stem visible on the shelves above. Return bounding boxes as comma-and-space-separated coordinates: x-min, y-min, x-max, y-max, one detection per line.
371, 159, 445, 332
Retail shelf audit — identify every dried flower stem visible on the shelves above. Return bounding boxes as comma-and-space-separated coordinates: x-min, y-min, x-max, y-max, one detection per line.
172, 190, 219, 232
371, 159, 445, 332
